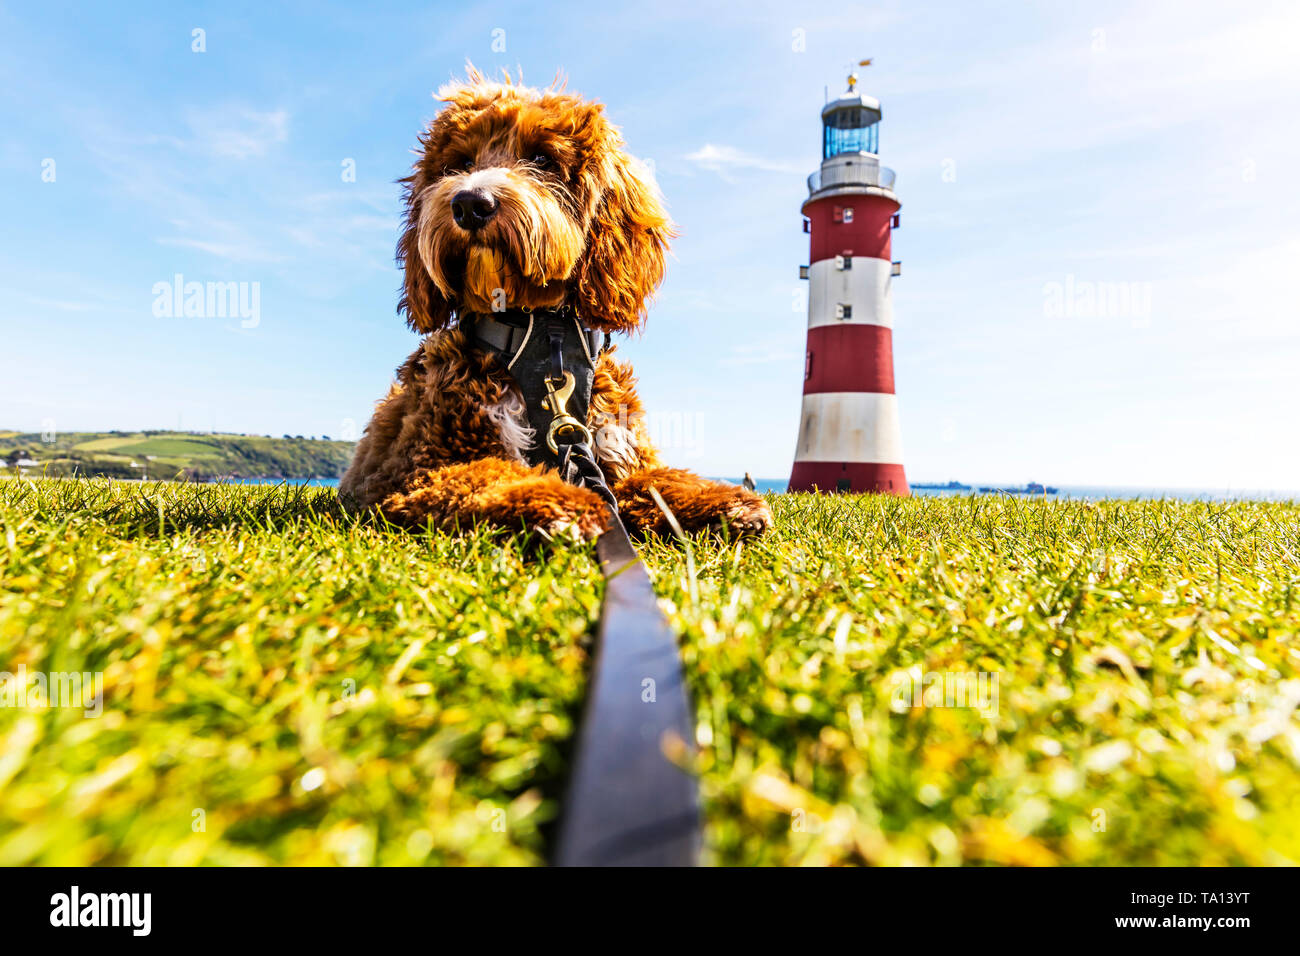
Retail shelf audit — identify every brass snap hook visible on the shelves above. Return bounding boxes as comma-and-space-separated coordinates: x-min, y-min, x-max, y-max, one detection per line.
543, 370, 593, 454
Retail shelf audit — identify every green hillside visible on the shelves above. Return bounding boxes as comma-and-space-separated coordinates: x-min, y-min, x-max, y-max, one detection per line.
0, 430, 355, 481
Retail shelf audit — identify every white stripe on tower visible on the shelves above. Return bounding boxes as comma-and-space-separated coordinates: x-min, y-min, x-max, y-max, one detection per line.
806, 256, 894, 330
794, 393, 904, 462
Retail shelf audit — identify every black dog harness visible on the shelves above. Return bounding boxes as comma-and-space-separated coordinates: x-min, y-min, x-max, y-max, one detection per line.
460, 304, 701, 866
460, 306, 618, 510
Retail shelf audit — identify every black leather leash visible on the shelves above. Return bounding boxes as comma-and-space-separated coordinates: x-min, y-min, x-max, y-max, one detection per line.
462, 306, 702, 866
554, 513, 701, 866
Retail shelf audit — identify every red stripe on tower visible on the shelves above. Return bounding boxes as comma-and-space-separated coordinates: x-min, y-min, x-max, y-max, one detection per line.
789, 68, 908, 495
805, 194, 896, 264
803, 324, 895, 394
789, 461, 908, 493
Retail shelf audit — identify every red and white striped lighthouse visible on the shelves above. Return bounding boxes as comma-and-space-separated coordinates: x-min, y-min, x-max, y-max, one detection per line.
789, 69, 908, 495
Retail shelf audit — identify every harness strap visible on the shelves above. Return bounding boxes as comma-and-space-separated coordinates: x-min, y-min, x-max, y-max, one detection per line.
461, 309, 603, 370
461, 307, 600, 471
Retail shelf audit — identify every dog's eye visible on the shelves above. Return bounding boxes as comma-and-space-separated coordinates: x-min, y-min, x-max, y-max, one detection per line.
531, 152, 552, 169
441, 157, 474, 177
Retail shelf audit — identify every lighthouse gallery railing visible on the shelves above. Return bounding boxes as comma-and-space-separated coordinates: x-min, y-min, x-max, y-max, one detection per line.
808, 162, 896, 196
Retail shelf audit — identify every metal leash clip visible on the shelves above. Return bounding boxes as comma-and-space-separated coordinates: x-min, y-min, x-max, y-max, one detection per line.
543, 370, 593, 454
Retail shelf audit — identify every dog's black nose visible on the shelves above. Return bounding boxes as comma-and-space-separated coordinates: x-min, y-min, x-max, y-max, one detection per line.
451, 188, 498, 230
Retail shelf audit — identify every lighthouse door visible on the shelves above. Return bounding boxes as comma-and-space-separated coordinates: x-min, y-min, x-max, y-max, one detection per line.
836, 478, 851, 493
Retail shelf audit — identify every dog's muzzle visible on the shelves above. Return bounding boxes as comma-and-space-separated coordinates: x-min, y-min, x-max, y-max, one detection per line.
451, 188, 499, 231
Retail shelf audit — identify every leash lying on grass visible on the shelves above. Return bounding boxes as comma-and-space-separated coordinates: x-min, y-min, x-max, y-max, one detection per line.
553, 504, 702, 866
466, 306, 702, 866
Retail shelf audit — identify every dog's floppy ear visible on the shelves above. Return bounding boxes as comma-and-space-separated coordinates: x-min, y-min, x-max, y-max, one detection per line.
573, 148, 673, 334
396, 169, 454, 334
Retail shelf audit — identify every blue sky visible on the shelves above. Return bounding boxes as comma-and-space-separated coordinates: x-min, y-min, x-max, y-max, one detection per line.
2, 0, 1297, 489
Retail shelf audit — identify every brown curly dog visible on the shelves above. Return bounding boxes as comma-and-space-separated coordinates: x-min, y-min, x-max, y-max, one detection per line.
341, 69, 772, 542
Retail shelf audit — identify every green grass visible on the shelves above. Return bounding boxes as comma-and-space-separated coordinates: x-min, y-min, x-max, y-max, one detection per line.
73, 437, 226, 458
1, 477, 1297, 865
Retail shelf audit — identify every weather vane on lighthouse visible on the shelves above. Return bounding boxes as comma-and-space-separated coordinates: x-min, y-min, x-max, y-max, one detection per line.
846, 57, 872, 91
789, 59, 909, 495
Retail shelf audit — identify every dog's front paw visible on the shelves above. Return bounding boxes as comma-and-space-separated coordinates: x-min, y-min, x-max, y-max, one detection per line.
613, 468, 774, 538
521, 481, 610, 543
535, 509, 607, 543
720, 494, 773, 536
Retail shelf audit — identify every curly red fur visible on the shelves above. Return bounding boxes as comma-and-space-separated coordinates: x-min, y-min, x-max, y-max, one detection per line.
614, 469, 772, 537
342, 70, 771, 541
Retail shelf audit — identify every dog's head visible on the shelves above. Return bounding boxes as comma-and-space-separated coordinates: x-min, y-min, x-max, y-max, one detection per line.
398, 69, 672, 335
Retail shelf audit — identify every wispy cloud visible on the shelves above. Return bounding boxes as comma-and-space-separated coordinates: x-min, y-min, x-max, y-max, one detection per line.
26, 296, 96, 312
155, 236, 287, 263
719, 342, 801, 367
684, 144, 803, 176
184, 107, 290, 160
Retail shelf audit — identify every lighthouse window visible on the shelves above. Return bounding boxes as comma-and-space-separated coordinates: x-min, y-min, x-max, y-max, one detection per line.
823, 110, 880, 158
842, 207, 854, 223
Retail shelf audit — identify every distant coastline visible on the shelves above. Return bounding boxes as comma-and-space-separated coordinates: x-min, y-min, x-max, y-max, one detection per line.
1, 429, 354, 482
4, 432, 1295, 503
720, 479, 1299, 503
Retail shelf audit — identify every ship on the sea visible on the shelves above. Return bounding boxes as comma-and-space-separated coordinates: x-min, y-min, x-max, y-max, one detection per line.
978, 481, 1060, 495
845, 477, 1061, 495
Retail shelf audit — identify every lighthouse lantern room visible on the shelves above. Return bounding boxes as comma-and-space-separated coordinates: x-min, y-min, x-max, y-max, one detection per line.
788, 67, 908, 495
